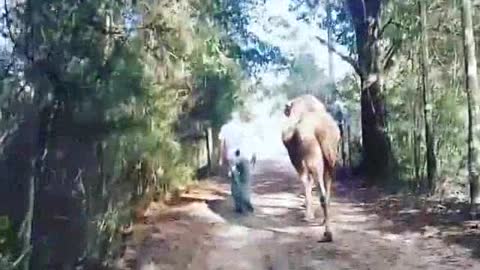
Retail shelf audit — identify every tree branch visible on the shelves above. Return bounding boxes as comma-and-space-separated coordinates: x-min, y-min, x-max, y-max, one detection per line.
2, 54, 16, 77
379, 17, 409, 39
334, 28, 348, 43
3, 0, 16, 44
11, 245, 32, 268
305, 0, 319, 8
378, 17, 393, 38
383, 39, 403, 72
315, 36, 362, 76
0, 0, 19, 77
289, 0, 306, 12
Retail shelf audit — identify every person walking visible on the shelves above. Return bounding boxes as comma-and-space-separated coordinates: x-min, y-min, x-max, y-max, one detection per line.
218, 116, 257, 176
218, 113, 258, 213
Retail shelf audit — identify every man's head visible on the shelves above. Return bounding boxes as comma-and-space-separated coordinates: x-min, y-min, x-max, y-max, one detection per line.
239, 109, 254, 123
284, 102, 293, 117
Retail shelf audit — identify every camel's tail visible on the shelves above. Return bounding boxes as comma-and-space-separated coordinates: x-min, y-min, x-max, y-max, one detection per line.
321, 142, 337, 172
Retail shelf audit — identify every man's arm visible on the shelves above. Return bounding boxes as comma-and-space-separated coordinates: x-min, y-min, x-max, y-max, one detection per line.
218, 138, 225, 166
247, 129, 259, 168
217, 126, 225, 166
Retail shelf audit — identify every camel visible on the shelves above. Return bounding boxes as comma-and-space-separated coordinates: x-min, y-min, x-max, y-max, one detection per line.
281, 94, 340, 242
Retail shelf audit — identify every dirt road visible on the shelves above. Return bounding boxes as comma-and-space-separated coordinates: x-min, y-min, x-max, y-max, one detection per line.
115, 158, 480, 270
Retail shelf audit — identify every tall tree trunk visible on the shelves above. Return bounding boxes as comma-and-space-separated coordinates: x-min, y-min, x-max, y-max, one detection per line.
413, 87, 422, 191
340, 123, 346, 166
461, 0, 480, 217
347, 123, 352, 167
20, 103, 59, 270
326, 0, 334, 84
413, 104, 421, 190
323, 0, 344, 165
411, 49, 421, 188
19, 1, 35, 268
348, 0, 394, 183
359, 76, 392, 182
412, 52, 421, 190
205, 127, 212, 175
211, 126, 221, 173
419, 0, 437, 193
19, 164, 35, 270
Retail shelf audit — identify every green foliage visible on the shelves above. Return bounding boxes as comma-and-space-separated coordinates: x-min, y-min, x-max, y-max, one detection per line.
287, 0, 471, 190
379, 1, 468, 187
214, 0, 288, 74
267, 53, 332, 103
281, 53, 331, 99
0, 216, 20, 270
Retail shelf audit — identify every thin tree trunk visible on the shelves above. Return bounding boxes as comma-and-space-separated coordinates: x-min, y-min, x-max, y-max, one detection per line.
411, 49, 421, 188
461, 0, 480, 217
339, 122, 346, 166
326, 0, 334, 85
347, 123, 352, 167
212, 126, 221, 173
20, 163, 35, 270
419, 0, 437, 193
414, 99, 423, 191
413, 77, 421, 190
205, 127, 213, 175
19, 2, 35, 268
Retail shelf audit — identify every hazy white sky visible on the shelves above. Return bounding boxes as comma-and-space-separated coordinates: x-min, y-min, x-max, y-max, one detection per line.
247, 0, 353, 87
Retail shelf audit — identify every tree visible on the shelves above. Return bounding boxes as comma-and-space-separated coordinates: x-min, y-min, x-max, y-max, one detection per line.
280, 53, 330, 99
290, 0, 401, 182
461, 0, 480, 217
326, 0, 335, 87
418, 0, 437, 192
324, 1, 393, 182
215, 0, 288, 76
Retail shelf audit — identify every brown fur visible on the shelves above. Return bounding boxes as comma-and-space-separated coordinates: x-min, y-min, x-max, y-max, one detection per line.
282, 95, 340, 242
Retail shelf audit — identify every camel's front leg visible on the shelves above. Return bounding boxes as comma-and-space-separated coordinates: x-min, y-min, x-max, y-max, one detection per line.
300, 172, 314, 221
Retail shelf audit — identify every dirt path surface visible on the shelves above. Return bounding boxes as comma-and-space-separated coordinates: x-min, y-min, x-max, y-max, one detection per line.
115, 158, 480, 270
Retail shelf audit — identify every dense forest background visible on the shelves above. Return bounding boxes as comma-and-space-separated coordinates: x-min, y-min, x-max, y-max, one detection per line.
0, 0, 479, 269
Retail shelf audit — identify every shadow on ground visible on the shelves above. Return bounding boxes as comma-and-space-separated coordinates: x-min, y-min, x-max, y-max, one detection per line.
209, 158, 480, 261
336, 169, 480, 260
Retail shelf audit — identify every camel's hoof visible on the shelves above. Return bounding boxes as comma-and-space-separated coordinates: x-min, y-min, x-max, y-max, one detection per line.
303, 215, 315, 222
318, 231, 333, 243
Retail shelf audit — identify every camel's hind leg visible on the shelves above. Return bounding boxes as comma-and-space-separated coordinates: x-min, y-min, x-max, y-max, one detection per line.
324, 160, 334, 207
299, 168, 314, 221
307, 159, 333, 242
